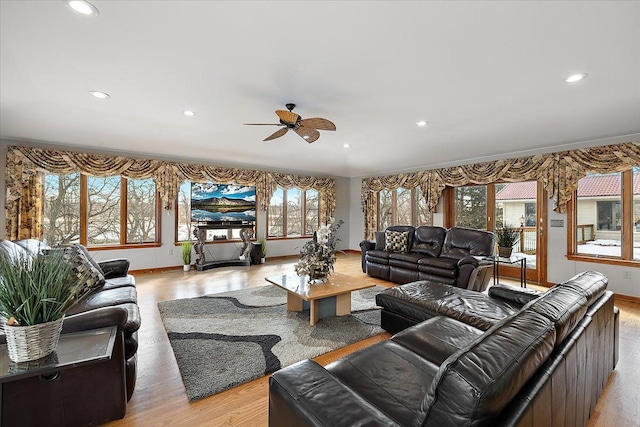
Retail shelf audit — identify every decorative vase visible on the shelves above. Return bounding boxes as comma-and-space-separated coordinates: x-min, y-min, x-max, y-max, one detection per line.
308, 267, 329, 284
3, 316, 65, 363
498, 246, 513, 258
183, 264, 190, 272
261, 257, 266, 264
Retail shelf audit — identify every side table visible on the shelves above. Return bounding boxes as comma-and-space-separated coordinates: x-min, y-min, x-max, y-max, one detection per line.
1, 326, 125, 427
486, 254, 527, 288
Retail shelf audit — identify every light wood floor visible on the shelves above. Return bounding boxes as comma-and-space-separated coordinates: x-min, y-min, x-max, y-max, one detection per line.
105, 253, 639, 427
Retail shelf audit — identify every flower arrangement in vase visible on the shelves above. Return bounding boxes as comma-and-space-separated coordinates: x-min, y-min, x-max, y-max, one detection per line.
294, 219, 344, 283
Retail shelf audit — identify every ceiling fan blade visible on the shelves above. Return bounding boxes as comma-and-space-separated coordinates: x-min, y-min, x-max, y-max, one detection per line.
264, 127, 289, 141
299, 117, 336, 131
276, 110, 300, 125
244, 123, 285, 126
294, 127, 320, 143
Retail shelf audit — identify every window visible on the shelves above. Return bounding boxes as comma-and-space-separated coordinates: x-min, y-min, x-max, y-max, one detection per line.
570, 170, 640, 261
177, 182, 192, 241
453, 186, 487, 230
376, 187, 432, 230
43, 173, 159, 247
268, 187, 322, 238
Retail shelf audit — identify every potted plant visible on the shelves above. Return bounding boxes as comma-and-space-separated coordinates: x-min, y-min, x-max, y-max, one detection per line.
495, 225, 520, 258
181, 241, 193, 271
258, 236, 267, 263
0, 250, 87, 363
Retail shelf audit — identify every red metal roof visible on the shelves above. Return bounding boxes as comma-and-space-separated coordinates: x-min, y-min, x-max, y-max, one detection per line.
496, 173, 640, 200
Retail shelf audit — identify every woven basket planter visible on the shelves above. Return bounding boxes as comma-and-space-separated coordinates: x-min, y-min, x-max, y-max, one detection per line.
498, 246, 513, 258
3, 316, 64, 363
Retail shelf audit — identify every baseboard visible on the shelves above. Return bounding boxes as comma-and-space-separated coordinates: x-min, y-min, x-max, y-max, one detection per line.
614, 293, 640, 304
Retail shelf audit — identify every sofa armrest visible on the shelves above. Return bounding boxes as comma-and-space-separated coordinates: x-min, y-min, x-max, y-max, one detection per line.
269, 359, 401, 427
359, 240, 375, 273
488, 284, 543, 306
98, 258, 131, 279
457, 257, 493, 292
61, 306, 128, 334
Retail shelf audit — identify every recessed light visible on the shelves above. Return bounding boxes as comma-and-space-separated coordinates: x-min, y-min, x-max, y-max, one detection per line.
565, 73, 587, 83
343, 144, 350, 148
183, 110, 196, 117
89, 90, 109, 99
67, 1, 99, 16
416, 120, 428, 127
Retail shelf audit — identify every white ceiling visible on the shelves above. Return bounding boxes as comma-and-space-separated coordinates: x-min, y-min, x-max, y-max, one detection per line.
1, 1, 639, 178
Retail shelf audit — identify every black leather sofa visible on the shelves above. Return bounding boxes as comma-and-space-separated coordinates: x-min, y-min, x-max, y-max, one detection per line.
0, 239, 140, 424
269, 271, 619, 426
360, 226, 495, 291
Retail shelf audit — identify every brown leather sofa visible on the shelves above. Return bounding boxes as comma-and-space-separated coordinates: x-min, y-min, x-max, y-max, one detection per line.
0, 239, 140, 424
268, 271, 619, 426
360, 226, 495, 291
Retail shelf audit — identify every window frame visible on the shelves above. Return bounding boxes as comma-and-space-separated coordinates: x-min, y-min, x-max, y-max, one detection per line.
43, 173, 162, 250
567, 169, 637, 266
267, 186, 322, 239
376, 187, 433, 230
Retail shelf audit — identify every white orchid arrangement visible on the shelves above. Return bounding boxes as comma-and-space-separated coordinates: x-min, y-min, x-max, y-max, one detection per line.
294, 219, 344, 281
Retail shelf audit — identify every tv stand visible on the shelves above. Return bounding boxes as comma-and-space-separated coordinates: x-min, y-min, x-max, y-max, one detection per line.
193, 224, 254, 270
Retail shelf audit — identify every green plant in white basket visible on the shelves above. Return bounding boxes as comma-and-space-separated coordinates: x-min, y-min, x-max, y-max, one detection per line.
0, 250, 85, 326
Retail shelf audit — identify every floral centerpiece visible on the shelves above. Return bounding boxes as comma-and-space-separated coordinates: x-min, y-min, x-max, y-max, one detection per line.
295, 219, 344, 283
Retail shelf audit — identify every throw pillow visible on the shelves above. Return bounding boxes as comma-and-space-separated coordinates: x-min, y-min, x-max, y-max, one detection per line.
384, 230, 409, 253
50, 245, 106, 299
374, 231, 386, 251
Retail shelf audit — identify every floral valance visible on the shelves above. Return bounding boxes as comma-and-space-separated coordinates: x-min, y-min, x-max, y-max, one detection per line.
361, 141, 640, 239
5, 145, 336, 240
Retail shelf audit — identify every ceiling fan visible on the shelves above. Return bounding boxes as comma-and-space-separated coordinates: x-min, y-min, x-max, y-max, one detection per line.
244, 103, 336, 143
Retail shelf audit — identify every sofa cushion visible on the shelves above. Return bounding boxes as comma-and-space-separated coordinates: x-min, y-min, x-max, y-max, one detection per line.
376, 281, 520, 331
418, 310, 556, 427
392, 316, 483, 366
385, 230, 409, 253
66, 286, 137, 316
411, 226, 446, 257
441, 227, 494, 260
525, 285, 588, 345
327, 340, 439, 426
557, 270, 608, 307
389, 252, 427, 271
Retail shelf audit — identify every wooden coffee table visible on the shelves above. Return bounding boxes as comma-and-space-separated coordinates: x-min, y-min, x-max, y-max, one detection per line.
265, 273, 375, 326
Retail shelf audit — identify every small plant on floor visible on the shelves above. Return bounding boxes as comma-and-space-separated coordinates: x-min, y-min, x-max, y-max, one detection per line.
181, 241, 193, 267
258, 236, 267, 262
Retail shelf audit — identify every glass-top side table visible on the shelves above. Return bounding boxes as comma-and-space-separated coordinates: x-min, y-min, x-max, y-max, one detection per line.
484, 254, 527, 288
0, 326, 117, 383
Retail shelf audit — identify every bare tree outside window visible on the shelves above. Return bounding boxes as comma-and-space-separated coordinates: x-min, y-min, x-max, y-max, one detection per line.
87, 176, 121, 245
305, 189, 319, 235
414, 187, 432, 226
378, 190, 392, 230
43, 173, 81, 245
396, 187, 411, 225
126, 178, 157, 243
177, 182, 192, 241
268, 188, 284, 237
286, 188, 302, 236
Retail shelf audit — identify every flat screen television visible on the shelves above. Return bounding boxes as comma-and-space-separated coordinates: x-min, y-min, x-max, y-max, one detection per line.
190, 182, 256, 223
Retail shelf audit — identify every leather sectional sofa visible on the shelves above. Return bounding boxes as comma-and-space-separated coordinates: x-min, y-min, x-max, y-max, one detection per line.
360, 225, 495, 291
269, 271, 619, 426
0, 238, 140, 425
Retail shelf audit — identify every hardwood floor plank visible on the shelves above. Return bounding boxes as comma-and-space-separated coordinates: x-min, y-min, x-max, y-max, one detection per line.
104, 253, 639, 427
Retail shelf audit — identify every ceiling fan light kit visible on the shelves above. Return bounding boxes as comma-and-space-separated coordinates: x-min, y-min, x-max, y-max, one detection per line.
244, 103, 336, 143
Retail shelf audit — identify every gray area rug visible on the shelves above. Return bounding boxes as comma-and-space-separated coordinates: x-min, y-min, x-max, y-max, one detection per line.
158, 284, 385, 402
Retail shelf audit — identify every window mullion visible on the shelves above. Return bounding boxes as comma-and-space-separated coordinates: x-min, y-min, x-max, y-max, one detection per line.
622, 170, 633, 259
80, 174, 88, 245
121, 177, 127, 245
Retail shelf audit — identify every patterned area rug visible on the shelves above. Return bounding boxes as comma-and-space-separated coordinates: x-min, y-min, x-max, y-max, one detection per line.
158, 284, 384, 402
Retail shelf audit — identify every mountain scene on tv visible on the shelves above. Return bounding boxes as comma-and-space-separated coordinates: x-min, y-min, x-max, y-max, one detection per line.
191, 182, 256, 222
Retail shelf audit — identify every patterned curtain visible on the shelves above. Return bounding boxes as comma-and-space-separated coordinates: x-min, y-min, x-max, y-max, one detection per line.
361, 141, 640, 239
5, 146, 336, 239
